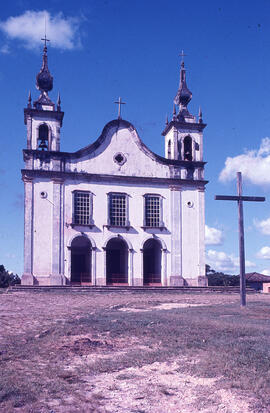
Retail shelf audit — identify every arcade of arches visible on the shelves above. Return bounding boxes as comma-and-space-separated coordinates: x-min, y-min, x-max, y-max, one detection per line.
70, 236, 163, 286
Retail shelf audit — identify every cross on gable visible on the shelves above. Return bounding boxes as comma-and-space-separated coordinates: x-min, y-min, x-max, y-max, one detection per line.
114, 97, 126, 119
215, 172, 265, 307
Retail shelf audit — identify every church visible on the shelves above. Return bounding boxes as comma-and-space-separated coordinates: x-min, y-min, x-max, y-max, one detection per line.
21, 43, 208, 287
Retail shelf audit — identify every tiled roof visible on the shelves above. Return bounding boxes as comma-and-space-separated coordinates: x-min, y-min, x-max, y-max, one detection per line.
245, 272, 270, 282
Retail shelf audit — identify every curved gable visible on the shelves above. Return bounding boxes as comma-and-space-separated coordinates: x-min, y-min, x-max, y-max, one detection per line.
67, 120, 175, 178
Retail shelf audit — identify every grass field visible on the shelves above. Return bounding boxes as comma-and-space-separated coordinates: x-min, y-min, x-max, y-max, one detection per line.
1, 290, 270, 412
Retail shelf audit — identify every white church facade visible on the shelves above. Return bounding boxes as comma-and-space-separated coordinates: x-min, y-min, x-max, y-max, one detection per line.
21, 44, 208, 287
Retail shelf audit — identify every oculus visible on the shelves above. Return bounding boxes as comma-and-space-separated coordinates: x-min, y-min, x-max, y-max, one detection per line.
114, 152, 126, 166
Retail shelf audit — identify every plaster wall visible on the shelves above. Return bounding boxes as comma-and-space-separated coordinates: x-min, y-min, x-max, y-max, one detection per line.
164, 128, 176, 159
181, 188, 202, 279
32, 180, 53, 276
62, 179, 172, 284
68, 126, 171, 178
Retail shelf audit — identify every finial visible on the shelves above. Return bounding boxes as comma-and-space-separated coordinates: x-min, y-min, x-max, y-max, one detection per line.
36, 36, 53, 94
41, 34, 50, 52
27, 91, 32, 108
180, 50, 186, 67
174, 51, 192, 117
57, 92, 61, 111
114, 97, 126, 119
198, 106, 203, 123
166, 114, 169, 125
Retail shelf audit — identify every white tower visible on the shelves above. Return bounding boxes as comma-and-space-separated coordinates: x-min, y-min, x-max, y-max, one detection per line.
162, 55, 207, 286
22, 41, 65, 286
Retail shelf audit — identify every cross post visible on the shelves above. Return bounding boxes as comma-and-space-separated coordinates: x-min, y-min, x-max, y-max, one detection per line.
215, 172, 265, 307
114, 97, 126, 119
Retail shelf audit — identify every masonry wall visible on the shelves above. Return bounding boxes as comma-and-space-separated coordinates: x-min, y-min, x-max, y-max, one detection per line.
63, 179, 172, 286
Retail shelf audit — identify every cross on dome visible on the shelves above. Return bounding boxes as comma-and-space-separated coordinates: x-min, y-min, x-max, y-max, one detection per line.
41, 34, 50, 50
179, 50, 187, 65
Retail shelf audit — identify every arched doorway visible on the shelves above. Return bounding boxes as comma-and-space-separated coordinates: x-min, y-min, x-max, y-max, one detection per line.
106, 238, 128, 285
143, 239, 162, 285
71, 236, 92, 285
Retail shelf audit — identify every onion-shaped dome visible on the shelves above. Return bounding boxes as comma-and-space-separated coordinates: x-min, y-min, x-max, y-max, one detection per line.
36, 45, 53, 93
174, 61, 192, 109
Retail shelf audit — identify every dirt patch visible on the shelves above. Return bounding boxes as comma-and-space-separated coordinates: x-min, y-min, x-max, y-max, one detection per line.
119, 302, 205, 312
0, 290, 270, 412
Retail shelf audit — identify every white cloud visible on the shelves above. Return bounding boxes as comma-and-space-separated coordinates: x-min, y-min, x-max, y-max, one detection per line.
254, 217, 270, 235
205, 225, 223, 245
206, 249, 255, 273
219, 137, 270, 186
257, 246, 270, 259
0, 10, 82, 50
261, 269, 270, 275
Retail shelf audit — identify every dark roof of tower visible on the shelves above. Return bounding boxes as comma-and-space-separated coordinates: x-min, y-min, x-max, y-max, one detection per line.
36, 44, 53, 93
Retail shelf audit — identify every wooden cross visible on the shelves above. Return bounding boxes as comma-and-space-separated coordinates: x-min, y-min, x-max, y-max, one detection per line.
114, 97, 126, 119
215, 172, 265, 306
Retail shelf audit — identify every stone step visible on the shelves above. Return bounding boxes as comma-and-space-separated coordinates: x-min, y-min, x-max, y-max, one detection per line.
8, 285, 257, 294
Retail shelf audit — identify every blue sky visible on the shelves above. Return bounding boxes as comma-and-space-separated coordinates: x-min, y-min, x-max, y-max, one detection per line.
1, 0, 270, 275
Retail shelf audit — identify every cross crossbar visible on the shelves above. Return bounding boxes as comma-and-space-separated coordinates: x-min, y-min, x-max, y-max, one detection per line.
215, 195, 265, 202
41, 35, 50, 47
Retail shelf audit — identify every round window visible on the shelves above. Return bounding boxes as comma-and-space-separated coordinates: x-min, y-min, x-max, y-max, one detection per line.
113, 152, 126, 166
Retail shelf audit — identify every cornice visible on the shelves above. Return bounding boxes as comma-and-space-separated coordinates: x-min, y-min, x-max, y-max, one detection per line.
24, 107, 64, 126
22, 148, 206, 168
162, 120, 207, 136
21, 169, 208, 187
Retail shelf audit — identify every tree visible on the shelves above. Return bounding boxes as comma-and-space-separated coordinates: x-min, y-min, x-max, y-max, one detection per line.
206, 265, 239, 286
0, 265, 21, 288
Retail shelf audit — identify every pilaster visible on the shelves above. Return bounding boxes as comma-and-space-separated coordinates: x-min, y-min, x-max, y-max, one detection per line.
128, 249, 134, 286
50, 178, 65, 285
169, 185, 184, 286
21, 176, 35, 285
198, 187, 207, 282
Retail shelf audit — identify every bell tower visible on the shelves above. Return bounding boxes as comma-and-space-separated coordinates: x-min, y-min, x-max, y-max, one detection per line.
24, 38, 64, 153
162, 53, 205, 165
21, 39, 65, 287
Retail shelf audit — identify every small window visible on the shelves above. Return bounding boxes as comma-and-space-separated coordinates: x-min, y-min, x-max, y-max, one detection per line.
108, 193, 128, 226
144, 195, 162, 227
184, 136, 192, 161
73, 191, 92, 225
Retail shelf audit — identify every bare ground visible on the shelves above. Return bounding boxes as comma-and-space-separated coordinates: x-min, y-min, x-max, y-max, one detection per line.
1, 289, 270, 412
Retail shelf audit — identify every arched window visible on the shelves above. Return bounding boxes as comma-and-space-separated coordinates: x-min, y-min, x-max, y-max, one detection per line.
38, 123, 49, 150
184, 136, 192, 161
168, 140, 171, 159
